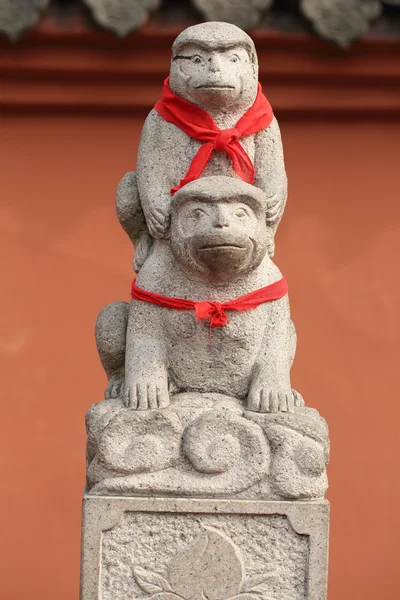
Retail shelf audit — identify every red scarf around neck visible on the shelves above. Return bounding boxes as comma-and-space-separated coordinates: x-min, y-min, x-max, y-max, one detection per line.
131, 277, 287, 329
155, 78, 274, 195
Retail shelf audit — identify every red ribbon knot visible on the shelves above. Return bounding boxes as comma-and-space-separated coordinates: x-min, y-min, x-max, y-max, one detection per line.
195, 301, 229, 328
154, 78, 274, 194
214, 128, 240, 152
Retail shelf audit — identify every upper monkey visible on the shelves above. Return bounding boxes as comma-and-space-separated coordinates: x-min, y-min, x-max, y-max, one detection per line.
118, 22, 287, 266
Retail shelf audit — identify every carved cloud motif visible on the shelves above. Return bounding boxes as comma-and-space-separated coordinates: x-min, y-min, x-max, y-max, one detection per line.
133, 526, 277, 600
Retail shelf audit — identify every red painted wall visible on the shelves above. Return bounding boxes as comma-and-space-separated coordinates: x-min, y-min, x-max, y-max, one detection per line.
1, 72, 399, 600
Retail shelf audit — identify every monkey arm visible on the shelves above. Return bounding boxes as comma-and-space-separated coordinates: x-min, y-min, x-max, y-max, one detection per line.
247, 295, 294, 413
136, 111, 177, 238
116, 171, 148, 245
116, 171, 154, 272
253, 117, 288, 236
136, 110, 190, 239
124, 300, 170, 409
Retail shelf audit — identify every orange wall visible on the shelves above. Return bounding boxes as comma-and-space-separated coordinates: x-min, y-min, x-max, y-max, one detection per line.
1, 112, 399, 600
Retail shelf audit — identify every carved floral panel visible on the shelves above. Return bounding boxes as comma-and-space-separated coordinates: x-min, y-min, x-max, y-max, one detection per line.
101, 512, 309, 600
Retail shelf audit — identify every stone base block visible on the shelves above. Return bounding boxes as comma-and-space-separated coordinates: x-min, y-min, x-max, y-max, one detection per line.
80, 495, 329, 600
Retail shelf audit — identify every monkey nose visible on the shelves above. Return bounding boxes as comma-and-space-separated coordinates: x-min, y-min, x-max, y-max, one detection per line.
208, 56, 222, 72
214, 216, 229, 229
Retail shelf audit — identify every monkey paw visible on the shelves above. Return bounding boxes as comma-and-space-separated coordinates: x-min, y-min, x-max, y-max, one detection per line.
104, 376, 124, 400
147, 207, 170, 239
292, 389, 305, 408
133, 233, 154, 273
266, 196, 282, 224
247, 388, 295, 413
123, 377, 170, 410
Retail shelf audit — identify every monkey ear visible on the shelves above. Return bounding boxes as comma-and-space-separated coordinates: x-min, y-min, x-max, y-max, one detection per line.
170, 62, 190, 84
250, 52, 258, 79
267, 236, 275, 258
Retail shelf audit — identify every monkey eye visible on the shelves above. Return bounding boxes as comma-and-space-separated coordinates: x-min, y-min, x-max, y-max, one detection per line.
235, 208, 248, 218
192, 208, 206, 218
191, 55, 204, 64
229, 54, 240, 63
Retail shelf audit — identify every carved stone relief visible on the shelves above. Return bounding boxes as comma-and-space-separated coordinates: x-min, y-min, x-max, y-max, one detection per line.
84, 0, 161, 37
102, 512, 308, 600
300, 0, 382, 47
0, 0, 49, 40
85, 393, 329, 499
191, 0, 274, 31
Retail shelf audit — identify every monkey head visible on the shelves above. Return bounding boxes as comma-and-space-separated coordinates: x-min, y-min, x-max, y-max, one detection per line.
169, 22, 258, 112
170, 177, 270, 283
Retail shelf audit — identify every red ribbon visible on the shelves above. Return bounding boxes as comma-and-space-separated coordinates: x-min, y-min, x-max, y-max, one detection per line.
131, 278, 288, 329
154, 78, 274, 195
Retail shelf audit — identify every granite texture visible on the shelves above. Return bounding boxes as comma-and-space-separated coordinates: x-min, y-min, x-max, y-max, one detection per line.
80, 496, 329, 600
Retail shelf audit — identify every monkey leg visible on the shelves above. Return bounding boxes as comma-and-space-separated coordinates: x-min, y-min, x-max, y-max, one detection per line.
95, 301, 129, 399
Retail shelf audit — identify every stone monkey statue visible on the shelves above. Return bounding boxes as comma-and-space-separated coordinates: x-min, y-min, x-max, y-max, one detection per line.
117, 22, 287, 271
87, 22, 331, 508
97, 177, 299, 413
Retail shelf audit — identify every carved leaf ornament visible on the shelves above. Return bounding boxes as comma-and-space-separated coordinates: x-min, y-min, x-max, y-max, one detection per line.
133, 526, 277, 600
83, 0, 161, 37
0, 0, 50, 40
0, 1, 397, 43
192, 0, 274, 31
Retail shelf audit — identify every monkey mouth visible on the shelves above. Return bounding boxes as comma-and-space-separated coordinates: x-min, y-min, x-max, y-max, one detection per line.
198, 243, 246, 251
195, 85, 235, 90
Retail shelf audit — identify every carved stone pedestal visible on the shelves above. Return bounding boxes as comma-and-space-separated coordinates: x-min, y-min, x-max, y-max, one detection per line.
80, 495, 329, 600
